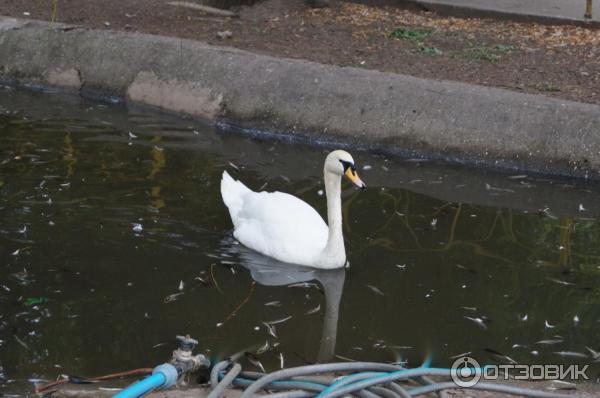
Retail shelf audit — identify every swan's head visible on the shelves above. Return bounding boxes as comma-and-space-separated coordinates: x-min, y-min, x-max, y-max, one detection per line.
324, 150, 366, 189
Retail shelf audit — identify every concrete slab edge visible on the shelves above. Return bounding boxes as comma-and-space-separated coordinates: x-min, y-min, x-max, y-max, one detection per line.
1, 16, 599, 180
402, 0, 600, 28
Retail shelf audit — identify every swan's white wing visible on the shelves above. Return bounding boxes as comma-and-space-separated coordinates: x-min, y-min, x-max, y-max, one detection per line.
221, 172, 328, 266
234, 191, 329, 264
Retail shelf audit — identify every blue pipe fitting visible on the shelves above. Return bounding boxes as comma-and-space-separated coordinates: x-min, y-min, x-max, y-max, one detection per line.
112, 363, 178, 398
153, 363, 179, 389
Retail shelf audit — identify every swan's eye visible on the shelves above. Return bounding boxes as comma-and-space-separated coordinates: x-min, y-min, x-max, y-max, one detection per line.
339, 160, 355, 175
340, 159, 365, 188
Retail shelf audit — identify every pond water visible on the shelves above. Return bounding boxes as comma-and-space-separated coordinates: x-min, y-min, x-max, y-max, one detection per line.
1, 87, 600, 394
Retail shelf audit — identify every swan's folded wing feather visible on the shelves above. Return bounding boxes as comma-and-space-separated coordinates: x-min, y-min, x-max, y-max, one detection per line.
221, 171, 252, 226
233, 191, 329, 266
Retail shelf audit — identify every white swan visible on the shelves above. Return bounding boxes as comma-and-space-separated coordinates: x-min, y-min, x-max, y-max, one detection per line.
220, 150, 365, 269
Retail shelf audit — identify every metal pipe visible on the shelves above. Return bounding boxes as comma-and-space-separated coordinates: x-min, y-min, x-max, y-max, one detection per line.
585, 0, 593, 19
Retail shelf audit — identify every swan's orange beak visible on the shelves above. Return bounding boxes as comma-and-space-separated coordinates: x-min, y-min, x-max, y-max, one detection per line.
344, 167, 366, 189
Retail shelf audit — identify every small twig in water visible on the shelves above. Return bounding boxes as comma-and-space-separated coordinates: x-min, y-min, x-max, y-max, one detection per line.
210, 263, 224, 294
222, 282, 256, 324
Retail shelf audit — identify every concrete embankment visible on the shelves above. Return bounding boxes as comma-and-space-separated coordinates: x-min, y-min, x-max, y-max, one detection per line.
1, 17, 599, 179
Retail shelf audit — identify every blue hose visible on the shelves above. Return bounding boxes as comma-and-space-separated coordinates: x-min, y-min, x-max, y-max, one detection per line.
112, 373, 165, 398
113, 364, 178, 398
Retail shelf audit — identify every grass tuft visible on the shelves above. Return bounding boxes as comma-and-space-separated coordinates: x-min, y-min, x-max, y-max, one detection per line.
390, 27, 433, 41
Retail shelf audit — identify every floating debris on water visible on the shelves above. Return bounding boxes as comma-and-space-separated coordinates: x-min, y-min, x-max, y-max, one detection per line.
585, 346, 600, 360
366, 284, 385, 296
535, 337, 564, 345
264, 301, 282, 307
485, 348, 517, 364
132, 223, 143, 232
539, 207, 558, 219
456, 264, 476, 274
450, 351, 472, 359
512, 344, 528, 349
163, 292, 184, 303
372, 340, 386, 349
485, 183, 514, 193
305, 304, 321, 315
14, 335, 29, 350
335, 354, 358, 362
547, 277, 574, 286
265, 315, 292, 325
464, 316, 487, 330
256, 341, 270, 355
245, 352, 266, 373
262, 322, 277, 338
545, 320, 556, 329
288, 282, 319, 289
194, 276, 209, 286
553, 351, 588, 359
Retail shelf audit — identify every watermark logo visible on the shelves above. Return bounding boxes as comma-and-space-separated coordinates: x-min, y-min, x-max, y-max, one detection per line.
450, 356, 482, 387
450, 356, 589, 387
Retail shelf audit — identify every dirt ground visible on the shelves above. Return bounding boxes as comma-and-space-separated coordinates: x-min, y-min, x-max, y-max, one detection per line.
1, 0, 599, 105
41, 379, 600, 398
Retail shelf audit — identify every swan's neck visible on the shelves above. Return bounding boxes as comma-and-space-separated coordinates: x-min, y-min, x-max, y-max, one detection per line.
320, 171, 345, 266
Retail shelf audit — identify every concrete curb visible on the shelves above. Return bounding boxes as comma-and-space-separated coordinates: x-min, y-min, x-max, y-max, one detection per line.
1, 17, 599, 179
401, 0, 600, 28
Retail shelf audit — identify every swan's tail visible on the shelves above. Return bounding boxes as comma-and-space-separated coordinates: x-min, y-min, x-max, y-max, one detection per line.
221, 171, 251, 221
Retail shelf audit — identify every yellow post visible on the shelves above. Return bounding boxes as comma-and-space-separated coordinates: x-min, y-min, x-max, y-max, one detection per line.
585, 0, 593, 19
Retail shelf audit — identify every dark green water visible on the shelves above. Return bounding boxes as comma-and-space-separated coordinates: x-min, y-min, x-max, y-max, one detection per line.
1, 87, 600, 393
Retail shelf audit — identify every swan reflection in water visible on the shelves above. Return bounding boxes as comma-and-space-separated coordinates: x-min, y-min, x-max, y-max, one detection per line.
218, 237, 346, 362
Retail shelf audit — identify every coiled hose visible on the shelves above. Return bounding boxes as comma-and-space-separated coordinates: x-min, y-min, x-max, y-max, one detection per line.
208, 360, 574, 398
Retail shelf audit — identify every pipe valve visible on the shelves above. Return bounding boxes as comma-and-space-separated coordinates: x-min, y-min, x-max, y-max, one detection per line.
171, 335, 210, 374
